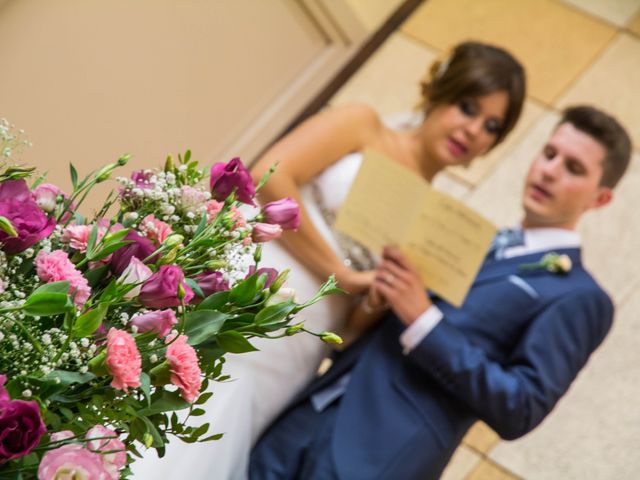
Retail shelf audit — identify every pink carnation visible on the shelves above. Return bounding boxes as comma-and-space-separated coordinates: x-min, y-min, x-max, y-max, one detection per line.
86, 425, 127, 480
140, 214, 172, 245
38, 444, 110, 480
35, 250, 91, 307
230, 206, 247, 229
166, 334, 202, 403
205, 200, 224, 222
105, 328, 141, 392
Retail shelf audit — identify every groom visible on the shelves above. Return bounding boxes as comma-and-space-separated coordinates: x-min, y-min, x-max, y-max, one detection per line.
249, 105, 632, 479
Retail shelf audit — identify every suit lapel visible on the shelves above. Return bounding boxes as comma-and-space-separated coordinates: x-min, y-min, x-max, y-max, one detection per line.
474, 247, 582, 287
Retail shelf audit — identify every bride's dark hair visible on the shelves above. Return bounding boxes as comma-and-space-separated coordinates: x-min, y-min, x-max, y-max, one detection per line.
420, 41, 526, 147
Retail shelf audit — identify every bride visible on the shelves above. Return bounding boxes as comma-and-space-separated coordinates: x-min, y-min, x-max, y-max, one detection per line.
133, 41, 525, 479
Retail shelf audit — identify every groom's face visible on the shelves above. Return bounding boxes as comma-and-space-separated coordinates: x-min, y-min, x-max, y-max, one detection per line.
522, 122, 612, 230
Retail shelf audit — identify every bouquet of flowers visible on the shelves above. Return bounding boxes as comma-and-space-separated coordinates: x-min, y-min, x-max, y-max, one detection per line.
0, 120, 339, 479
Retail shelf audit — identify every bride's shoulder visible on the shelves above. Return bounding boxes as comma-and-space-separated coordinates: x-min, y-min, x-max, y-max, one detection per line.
325, 103, 385, 134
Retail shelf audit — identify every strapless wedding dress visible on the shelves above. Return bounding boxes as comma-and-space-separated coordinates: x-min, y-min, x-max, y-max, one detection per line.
133, 112, 419, 480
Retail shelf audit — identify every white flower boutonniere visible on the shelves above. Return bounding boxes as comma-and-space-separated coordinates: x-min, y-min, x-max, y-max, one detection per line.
520, 252, 572, 275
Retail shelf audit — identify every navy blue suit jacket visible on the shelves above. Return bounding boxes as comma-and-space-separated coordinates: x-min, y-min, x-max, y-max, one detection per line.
293, 248, 613, 479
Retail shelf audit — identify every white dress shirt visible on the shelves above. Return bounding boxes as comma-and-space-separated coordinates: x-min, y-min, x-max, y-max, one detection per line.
399, 227, 581, 354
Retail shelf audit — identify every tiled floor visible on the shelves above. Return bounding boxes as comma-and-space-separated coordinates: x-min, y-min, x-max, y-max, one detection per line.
332, 0, 640, 478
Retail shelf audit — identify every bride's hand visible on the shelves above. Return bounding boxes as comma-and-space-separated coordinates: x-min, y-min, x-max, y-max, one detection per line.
336, 268, 375, 295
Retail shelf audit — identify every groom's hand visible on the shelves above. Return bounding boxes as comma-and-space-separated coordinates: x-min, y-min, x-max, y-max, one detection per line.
374, 246, 431, 326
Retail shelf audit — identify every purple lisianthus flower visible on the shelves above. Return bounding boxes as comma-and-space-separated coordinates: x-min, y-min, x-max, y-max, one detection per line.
139, 265, 194, 308
0, 399, 47, 463
195, 271, 230, 299
131, 309, 177, 337
246, 266, 278, 289
32, 183, 67, 214
110, 231, 157, 275
0, 198, 56, 254
251, 222, 282, 243
209, 157, 256, 205
261, 197, 300, 230
0, 179, 32, 202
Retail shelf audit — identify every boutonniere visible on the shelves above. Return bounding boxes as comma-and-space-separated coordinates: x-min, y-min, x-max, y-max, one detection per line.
519, 252, 572, 274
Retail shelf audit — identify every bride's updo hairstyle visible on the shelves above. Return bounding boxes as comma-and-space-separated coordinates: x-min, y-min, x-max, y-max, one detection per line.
420, 41, 526, 148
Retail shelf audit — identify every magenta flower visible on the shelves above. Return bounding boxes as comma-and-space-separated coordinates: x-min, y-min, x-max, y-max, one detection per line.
262, 197, 300, 230
195, 271, 230, 298
209, 157, 256, 205
0, 374, 9, 402
139, 265, 194, 308
131, 309, 177, 337
130, 170, 155, 189
251, 222, 282, 242
246, 266, 278, 289
38, 444, 110, 480
0, 399, 46, 462
166, 334, 202, 403
0, 198, 55, 254
110, 230, 157, 276
105, 328, 142, 392
0, 179, 32, 202
35, 250, 91, 308
117, 257, 153, 299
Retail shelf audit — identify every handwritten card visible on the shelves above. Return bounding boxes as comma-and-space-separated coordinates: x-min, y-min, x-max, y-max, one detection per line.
334, 149, 496, 307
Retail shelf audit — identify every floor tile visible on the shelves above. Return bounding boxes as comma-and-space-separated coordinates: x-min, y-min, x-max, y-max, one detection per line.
462, 421, 500, 454
441, 445, 482, 480
561, 0, 640, 26
330, 33, 438, 115
448, 100, 547, 186
489, 287, 640, 479
343, 0, 404, 31
629, 11, 640, 36
465, 460, 520, 480
557, 33, 640, 146
401, 0, 616, 104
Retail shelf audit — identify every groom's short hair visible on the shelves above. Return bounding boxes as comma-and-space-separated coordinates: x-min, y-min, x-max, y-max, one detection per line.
559, 106, 632, 188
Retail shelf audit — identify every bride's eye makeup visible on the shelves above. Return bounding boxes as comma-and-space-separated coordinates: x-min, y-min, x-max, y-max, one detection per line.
458, 98, 478, 117
458, 97, 503, 136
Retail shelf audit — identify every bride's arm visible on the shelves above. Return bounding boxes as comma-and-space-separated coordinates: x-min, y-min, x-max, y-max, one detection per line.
251, 104, 381, 294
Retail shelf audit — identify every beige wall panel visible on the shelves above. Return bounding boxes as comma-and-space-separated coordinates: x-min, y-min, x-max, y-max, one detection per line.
0, 0, 345, 210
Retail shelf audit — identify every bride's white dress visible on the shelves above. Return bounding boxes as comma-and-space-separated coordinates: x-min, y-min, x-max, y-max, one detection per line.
132, 113, 418, 480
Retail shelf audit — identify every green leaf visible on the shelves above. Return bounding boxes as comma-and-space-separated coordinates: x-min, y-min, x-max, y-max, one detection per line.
184, 310, 228, 346
140, 372, 151, 407
229, 273, 264, 306
86, 222, 100, 256
196, 291, 229, 312
73, 303, 108, 337
138, 390, 191, 416
189, 408, 206, 417
84, 264, 110, 289
44, 370, 96, 386
70, 163, 78, 189
200, 433, 224, 442
195, 391, 213, 405
185, 278, 204, 299
141, 416, 165, 448
193, 213, 208, 238
23, 281, 72, 316
254, 301, 296, 326
216, 331, 258, 354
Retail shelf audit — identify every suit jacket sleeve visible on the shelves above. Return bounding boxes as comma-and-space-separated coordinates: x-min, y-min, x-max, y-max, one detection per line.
406, 287, 613, 440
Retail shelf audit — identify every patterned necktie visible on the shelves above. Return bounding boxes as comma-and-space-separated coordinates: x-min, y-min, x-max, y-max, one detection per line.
489, 227, 525, 260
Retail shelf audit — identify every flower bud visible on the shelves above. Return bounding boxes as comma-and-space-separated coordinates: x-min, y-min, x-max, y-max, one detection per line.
285, 322, 305, 336
269, 268, 290, 293
117, 154, 130, 167
162, 234, 184, 248
320, 332, 343, 345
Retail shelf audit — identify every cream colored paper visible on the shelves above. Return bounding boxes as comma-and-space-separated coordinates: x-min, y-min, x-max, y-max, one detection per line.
335, 149, 496, 307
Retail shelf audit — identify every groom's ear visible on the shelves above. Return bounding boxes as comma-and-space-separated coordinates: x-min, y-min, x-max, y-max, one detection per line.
591, 186, 613, 210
